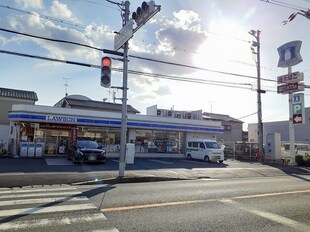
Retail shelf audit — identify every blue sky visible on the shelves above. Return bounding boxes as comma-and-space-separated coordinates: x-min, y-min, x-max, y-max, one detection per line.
1, 0, 310, 129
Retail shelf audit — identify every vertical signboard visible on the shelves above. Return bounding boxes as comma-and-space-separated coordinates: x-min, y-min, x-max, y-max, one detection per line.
292, 93, 305, 124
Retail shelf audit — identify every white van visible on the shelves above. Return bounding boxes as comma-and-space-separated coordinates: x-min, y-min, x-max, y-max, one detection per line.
281, 143, 310, 159
186, 139, 224, 163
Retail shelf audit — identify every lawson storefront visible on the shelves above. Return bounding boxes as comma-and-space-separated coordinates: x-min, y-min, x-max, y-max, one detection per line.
8, 104, 224, 158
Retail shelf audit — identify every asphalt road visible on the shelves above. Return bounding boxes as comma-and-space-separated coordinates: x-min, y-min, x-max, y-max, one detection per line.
0, 157, 309, 231
88, 175, 310, 232
1, 157, 309, 187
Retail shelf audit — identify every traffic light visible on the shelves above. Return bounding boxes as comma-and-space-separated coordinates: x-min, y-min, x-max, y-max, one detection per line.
132, 1, 157, 27
101, 57, 112, 88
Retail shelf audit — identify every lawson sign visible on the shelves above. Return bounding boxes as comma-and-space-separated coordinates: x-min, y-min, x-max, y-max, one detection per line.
277, 40, 303, 68
46, 115, 77, 123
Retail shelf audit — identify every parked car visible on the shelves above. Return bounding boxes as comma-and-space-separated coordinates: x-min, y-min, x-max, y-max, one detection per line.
67, 140, 106, 164
234, 141, 258, 160
223, 144, 234, 159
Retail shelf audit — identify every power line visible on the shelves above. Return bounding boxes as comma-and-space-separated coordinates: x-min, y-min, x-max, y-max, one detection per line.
1, 2, 283, 73
259, 0, 307, 11
130, 54, 277, 83
0, 4, 108, 32
0, 49, 259, 91
0, 28, 102, 51
1, 3, 258, 61
237, 112, 258, 120
0, 27, 278, 83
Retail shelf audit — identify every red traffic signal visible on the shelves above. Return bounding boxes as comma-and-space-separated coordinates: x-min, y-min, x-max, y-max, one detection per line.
102, 57, 111, 66
101, 57, 112, 88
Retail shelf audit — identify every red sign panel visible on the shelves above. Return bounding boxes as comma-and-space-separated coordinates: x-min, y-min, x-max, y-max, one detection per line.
277, 72, 303, 84
293, 114, 303, 124
277, 82, 299, 93
70, 128, 77, 144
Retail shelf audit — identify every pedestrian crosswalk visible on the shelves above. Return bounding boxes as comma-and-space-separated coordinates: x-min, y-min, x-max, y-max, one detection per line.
0, 185, 119, 232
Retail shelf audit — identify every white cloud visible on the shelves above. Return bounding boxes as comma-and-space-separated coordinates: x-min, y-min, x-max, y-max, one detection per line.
126, 9, 209, 104
5, 7, 113, 64
154, 85, 171, 96
173, 10, 201, 31
0, 35, 8, 45
51, 0, 75, 21
129, 9, 207, 79
15, 0, 44, 9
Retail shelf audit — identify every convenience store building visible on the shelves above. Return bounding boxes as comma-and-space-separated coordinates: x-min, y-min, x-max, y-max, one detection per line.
8, 95, 224, 158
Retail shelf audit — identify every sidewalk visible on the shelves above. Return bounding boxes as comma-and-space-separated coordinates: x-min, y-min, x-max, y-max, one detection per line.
0, 157, 309, 187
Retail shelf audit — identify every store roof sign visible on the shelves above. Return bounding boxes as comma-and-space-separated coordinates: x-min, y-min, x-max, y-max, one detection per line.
277, 40, 302, 68
46, 115, 77, 123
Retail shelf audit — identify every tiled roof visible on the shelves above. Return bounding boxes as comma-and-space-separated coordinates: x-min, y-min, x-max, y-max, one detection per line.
203, 112, 243, 123
57, 97, 140, 114
0, 87, 38, 101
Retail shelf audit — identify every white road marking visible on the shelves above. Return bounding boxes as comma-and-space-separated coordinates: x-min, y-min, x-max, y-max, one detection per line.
199, 178, 220, 181
220, 199, 310, 232
0, 191, 82, 199
149, 159, 174, 164
92, 230, 120, 232
0, 185, 117, 231
169, 170, 179, 175
0, 186, 77, 194
0, 213, 107, 231
0, 196, 88, 206
0, 203, 97, 217
45, 158, 76, 166
184, 160, 207, 164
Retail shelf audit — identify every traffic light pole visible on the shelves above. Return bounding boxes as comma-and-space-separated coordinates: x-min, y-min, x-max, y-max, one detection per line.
119, 1, 130, 177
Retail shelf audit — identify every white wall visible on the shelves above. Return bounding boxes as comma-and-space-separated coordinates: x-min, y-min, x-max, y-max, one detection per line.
186, 132, 217, 142
0, 124, 9, 149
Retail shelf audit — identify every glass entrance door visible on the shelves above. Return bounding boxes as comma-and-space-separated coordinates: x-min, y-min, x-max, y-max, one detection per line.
44, 130, 69, 155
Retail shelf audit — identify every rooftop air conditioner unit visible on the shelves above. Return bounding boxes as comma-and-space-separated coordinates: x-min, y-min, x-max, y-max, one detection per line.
157, 109, 162, 116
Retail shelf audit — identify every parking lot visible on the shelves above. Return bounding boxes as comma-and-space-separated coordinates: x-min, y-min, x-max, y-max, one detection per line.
0, 156, 285, 173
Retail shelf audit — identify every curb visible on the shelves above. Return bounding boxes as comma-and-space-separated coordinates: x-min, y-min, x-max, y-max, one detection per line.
72, 176, 191, 185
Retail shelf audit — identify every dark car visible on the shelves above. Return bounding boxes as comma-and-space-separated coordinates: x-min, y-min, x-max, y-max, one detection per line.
223, 144, 234, 159
67, 140, 106, 164
234, 142, 258, 160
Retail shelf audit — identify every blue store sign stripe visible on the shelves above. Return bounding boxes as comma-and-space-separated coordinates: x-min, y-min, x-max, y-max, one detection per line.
9, 113, 223, 133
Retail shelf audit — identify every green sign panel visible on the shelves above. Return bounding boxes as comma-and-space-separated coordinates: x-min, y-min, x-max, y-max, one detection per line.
293, 103, 302, 114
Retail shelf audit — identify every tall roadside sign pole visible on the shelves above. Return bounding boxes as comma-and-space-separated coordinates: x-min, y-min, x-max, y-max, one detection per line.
113, 1, 161, 177
277, 40, 303, 164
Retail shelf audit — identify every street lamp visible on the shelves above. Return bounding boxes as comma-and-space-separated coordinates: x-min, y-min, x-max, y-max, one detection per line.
249, 29, 264, 162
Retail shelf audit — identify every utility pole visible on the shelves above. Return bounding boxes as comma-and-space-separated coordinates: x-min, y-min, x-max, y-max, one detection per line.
63, 77, 71, 97
119, 1, 130, 177
249, 29, 264, 162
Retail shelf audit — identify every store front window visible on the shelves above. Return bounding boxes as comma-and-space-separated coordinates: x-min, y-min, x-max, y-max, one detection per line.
77, 126, 121, 153
135, 130, 184, 153
18, 123, 122, 155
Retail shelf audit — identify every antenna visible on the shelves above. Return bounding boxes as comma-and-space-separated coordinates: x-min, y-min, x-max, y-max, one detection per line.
63, 77, 71, 96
